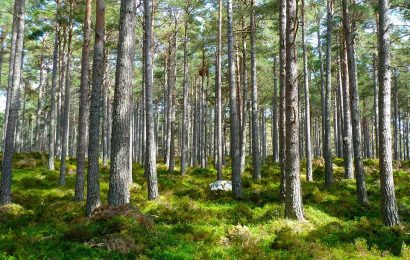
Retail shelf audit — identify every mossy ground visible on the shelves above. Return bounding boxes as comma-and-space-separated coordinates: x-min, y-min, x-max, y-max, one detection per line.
0, 153, 409, 259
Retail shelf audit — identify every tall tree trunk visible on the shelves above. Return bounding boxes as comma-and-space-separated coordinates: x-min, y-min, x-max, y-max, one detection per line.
278, 0, 287, 201
372, 55, 379, 157
144, 0, 159, 200
240, 21, 249, 173
377, 0, 399, 227
0, 0, 25, 205
215, 0, 223, 180
301, 0, 312, 181
86, 0, 105, 216
75, 0, 93, 201
393, 67, 399, 160
48, 1, 60, 171
181, 6, 190, 176
343, 0, 368, 205
59, 6, 73, 186
341, 41, 354, 179
272, 57, 279, 163
250, 0, 261, 181
323, 0, 333, 187
108, 0, 136, 205
284, 0, 304, 220
227, 0, 242, 198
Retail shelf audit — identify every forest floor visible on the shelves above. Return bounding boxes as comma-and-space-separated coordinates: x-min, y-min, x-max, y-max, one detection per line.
0, 153, 409, 259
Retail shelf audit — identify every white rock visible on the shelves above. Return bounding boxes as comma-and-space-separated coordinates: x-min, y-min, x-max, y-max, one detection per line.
209, 180, 232, 191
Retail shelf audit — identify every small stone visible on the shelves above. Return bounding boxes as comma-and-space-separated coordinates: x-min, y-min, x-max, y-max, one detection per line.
209, 180, 232, 191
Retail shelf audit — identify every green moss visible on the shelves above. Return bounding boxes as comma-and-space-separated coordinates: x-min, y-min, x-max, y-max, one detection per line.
1, 153, 409, 259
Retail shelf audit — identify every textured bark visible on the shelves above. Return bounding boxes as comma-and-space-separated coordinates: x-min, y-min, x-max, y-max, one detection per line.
372, 55, 379, 157
181, 6, 190, 176
48, 3, 60, 171
144, 0, 159, 200
250, 0, 261, 181
108, 0, 136, 205
2, 3, 18, 152
393, 68, 399, 160
240, 21, 249, 173
377, 0, 399, 227
86, 0, 105, 216
59, 11, 73, 187
284, 0, 304, 220
227, 0, 242, 198
272, 57, 279, 163
301, 0, 312, 182
0, 0, 25, 205
341, 42, 354, 179
342, 0, 368, 205
215, 0, 223, 180
35, 41, 46, 151
75, 0, 92, 201
323, 0, 333, 187
278, 0, 287, 201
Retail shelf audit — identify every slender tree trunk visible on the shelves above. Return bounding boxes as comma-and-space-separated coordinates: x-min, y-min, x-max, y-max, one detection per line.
181, 6, 190, 176
343, 0, 368, 205
108, 0, 136, 205
48, 2, 60, 171
393, 67, 399, 160
284, 0, 304, 220
272, 57, 279, 163
323, 0, 333, 187
301, 0, 312, 181
144, 0, 159, 200
215, 0, 223, 180
75, 0, 93, 201
240, 21, 249, 173
373, 54, 379, 157
279, 0, 287, 201
377, 0, 399, 227
59, 6, 73, 186
250, 0, 261, 180
227, 0, 242, 198
86, 0, 105, 216
0, 0, 25, 205
341, 41, 354, 179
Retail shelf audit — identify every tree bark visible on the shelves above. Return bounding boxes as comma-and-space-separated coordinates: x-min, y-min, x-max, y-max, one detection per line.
301, 0, 312, 182
108, 0, 136, 205
250, 0, 261, 181
284, 0, 304, 220
227, 0, 242, 198
278, 0, 287, 201
75, 0, 93, 201
215, 0, 223, 180
0, 0, 25, 205
59, 4, 73, 186
86, 0, 105, 216
377, 0, 399, 227
181, 6, 190, 176
144, 0, 159, 200
342, 0, 368, 205
323, 0, 333, 187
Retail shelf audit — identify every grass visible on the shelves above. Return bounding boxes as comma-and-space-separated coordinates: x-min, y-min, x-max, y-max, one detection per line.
0, 153, 409, 259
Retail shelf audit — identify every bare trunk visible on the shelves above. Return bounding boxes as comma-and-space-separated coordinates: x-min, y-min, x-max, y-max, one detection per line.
108, 0, 136, 205
75, 0, 93, 201
284, 0, 304, 220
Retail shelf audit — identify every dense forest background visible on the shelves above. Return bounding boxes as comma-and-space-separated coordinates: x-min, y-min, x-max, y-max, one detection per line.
0, 0, 409, 258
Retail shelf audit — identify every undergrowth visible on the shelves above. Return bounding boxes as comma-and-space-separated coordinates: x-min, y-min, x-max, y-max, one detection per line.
0, 153, 409, 259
